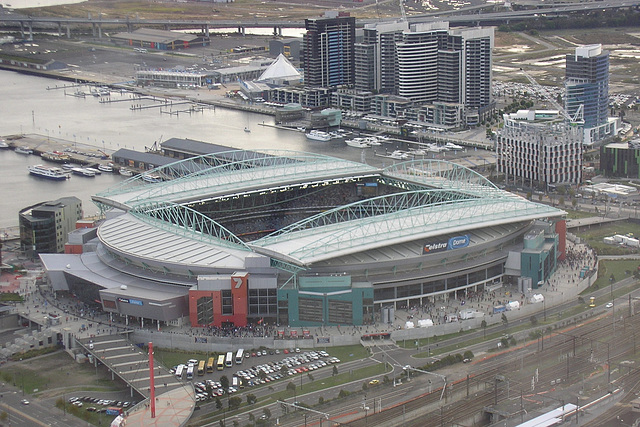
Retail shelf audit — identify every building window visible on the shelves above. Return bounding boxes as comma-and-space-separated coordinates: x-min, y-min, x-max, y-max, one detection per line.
197, 296, 214, 325
221, 290, 233, 315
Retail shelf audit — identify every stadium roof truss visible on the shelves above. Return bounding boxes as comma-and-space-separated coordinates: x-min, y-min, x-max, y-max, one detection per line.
129, 201, 251, 252
93, 152, 565, 271
93, 150, 381, 211
249, 187, 564, 266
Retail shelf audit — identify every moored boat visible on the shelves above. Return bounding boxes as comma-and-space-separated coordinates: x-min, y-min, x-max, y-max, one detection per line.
244, 127, 251, 133
119, 168, 134, 177
85, 167, 102, 175
305, 130, 332, 142
98, 164, 114, 173
0, 139, 8, 149
41, 151, 71, 163
345, 138, 370, 149
27, 164, 69, 181
15, 146, 33, 155
142, 173, 162, 183
71, 167, 96, 177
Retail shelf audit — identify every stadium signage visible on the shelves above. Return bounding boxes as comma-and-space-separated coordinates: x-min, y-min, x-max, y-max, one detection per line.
117, 297, 143, 306
423, 234, 470, 254
448, 235, 470, 250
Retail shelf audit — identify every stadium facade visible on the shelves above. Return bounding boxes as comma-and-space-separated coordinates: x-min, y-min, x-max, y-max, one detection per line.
40, 150, 566, 328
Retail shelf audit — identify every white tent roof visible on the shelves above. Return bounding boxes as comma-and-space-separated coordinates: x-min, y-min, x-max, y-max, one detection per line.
257, 54, 301, 82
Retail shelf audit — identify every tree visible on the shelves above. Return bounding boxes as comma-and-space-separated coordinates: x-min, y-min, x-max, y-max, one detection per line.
286, 381, 296, 394
280, 365, 288, 376
228, 396, 242, 410
220, 375, 230, 393
332, 365, 338, 376
463, 350, 474, 360
215, 397, 222, 410
530, 315, 538, 326
262, 407, 271, 419
501, 313, 508, 327
481, 319, 487, 338
307, 372, 314, 382
246, 393, 257, 405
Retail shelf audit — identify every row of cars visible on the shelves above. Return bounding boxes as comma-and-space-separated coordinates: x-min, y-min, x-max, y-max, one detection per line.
68, 396, 134, 413
192, 350, 339, 402
235, 351, 338, 387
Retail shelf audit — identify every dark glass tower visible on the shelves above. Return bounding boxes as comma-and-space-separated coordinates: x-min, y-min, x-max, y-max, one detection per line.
565, 45, 609, 128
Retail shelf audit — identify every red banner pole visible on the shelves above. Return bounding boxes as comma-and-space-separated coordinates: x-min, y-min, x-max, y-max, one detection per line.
149, 342, 155, 418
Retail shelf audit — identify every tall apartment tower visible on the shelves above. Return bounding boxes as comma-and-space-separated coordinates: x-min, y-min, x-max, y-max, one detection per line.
452, 27, 493, 113
565, 44, 616, 144
354, 20, 408, 94
302, 13, 356, 88
354, 22, 494, 124
396, 22, 449, 104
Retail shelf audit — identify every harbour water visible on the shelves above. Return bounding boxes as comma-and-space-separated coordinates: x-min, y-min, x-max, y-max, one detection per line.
0, 70, 394, 230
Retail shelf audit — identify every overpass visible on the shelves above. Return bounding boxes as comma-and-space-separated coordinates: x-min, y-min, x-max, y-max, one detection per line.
77, 335, 196, 426
1, 0, 639, 40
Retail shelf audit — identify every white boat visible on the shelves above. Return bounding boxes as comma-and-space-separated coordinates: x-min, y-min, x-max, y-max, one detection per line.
61, 163, 80, 171
142, 173, 162, 183
85, 167, 102, 175
0, 139, 8, 149
346, 138, 370, 149
445, 142, 463, 150
305, 130, 332, 142
244, 127, 251, 133
388, 150, 411, 160
119, 168, 134, 177
364, 137, 382, 146
15, 146, 33, 155
71, 167, 96, 177
28, 164, 69, 181
98, 164, 114, 173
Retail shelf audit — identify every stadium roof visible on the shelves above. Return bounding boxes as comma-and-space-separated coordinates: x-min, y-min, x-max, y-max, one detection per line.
93, 151, 565, 269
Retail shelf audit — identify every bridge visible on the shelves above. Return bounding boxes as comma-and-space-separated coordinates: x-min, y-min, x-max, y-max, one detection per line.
0, 0, 639, 40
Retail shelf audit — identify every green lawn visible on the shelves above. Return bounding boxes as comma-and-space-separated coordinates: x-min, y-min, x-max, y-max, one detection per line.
588, 260, 640, 290
574, 221, 640, 255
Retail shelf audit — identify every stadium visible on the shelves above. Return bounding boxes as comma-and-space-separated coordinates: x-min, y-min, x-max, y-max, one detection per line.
41, 150, 566, 329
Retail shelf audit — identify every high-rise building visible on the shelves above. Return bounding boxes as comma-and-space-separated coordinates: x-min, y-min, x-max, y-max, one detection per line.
355, 20, 407, 94
302, 13, 355, 88
565, 44, 617, 144
353, 21, 494, 126
496, 110, 583, 189
19, 196, 83, 257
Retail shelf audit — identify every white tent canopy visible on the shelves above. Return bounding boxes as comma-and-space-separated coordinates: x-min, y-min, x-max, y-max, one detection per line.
257, 54, 301, 82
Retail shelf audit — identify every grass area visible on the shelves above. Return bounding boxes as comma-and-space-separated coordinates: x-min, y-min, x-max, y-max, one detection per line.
0, 351, 121, 398
0, 293, 23, 302
563, 209, 597, 220
587, 259, 640, 291
574, 220, 640, 255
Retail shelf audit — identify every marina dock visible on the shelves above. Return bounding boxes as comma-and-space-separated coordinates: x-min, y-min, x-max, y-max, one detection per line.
3, 133, 115, 169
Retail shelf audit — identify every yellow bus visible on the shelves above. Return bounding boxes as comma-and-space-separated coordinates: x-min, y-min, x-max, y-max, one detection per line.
206, 357, 215, 373
216, 354, 225, 371
589, 296, 596, 307
197, 360, 205, 376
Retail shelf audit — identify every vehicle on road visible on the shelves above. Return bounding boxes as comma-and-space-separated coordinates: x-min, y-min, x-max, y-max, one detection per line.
21, 399, 29, 405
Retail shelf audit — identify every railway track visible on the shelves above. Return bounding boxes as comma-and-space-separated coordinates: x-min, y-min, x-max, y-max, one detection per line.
341, 309, 640, 427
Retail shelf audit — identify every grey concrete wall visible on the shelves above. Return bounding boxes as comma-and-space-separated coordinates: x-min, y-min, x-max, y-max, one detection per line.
129, 330, 361, 352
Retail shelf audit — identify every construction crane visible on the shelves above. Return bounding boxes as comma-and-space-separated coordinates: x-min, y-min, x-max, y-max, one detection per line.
519, 68, 584, 126
400, 0, 407, 22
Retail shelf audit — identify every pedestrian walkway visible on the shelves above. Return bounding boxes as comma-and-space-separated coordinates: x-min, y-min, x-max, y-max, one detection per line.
77, 335, 195, 426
